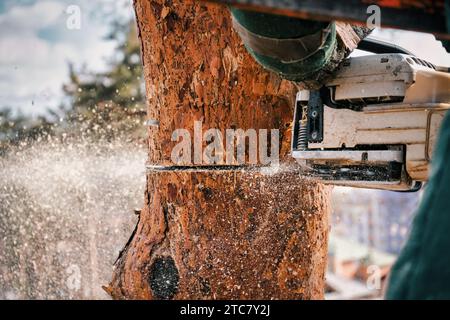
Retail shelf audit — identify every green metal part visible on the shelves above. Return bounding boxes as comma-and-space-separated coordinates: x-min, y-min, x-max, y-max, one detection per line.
230, 8, 337, 82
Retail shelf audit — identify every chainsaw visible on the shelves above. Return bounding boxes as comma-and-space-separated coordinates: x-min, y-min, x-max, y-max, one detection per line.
291, 48, 450, 191
147, 36, 449, 192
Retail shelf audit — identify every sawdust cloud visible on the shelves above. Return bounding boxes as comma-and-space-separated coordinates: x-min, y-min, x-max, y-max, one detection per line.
0, 136, 146, 299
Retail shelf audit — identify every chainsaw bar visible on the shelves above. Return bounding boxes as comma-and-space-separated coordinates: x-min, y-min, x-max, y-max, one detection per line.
146, 164, 271, 173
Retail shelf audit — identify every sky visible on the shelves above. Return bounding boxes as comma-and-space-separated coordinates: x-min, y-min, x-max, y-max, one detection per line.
0, 1, 449, 117
363, 29, 450, 66
0, 0, 133, 117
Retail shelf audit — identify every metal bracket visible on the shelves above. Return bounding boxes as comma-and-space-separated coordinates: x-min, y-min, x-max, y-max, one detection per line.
307, 90, 324, 143
292, 149, 404, 163
292, 90, 323, 152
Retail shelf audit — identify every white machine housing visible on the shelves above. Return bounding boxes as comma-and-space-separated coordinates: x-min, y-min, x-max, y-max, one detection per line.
292, 53, 450, 191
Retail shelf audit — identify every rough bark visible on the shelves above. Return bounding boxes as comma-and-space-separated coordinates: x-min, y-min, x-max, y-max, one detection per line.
104, 0, 355, 299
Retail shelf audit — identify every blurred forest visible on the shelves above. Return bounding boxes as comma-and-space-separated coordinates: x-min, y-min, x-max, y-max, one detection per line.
0, 18, 148, 299
0, 20, 146, 153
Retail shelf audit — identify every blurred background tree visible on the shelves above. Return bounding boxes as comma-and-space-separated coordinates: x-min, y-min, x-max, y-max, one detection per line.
0, 12, 148, 300
0, 19, 146, 153
0, 108, 55, 154
63, 20, 146, 141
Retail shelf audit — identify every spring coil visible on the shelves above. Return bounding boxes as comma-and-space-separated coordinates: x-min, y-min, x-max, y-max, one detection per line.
297, 119, 308, 150
297, 104, 309, 150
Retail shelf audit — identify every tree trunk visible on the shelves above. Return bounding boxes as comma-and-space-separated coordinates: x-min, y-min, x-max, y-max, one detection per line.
104, 0, 360, 300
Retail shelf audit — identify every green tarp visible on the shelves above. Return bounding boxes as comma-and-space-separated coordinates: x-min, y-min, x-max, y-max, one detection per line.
387, 112, 450, 299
